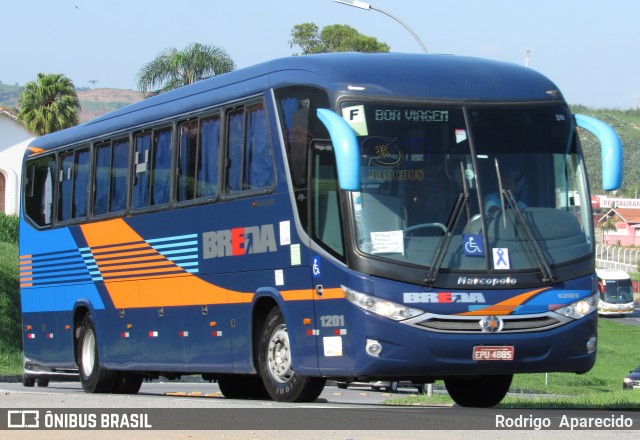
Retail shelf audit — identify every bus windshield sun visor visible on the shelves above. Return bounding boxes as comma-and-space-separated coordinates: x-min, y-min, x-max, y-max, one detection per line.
575, 114, 623, 191
316, 108, 361, 191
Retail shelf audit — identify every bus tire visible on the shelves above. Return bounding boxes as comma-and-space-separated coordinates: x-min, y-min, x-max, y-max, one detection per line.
22, 376, 35, 387
258, 307, 325, 402
218, 374, 271, 400
114, 373, 143, 394
77, 314, 117, 393
444, 374, 512, 407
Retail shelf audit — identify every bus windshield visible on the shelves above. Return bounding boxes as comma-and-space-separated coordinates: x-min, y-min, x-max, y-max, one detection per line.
601, 279, 634, 304
344, 102, 593, 272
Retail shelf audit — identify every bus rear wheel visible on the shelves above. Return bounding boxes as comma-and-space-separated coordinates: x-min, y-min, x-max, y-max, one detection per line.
444, 374, 512, 407
258, 308, 325, 402
77, 314, 117, 393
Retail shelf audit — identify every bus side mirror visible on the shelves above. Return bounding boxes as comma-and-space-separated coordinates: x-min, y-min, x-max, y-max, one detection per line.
575, 114, 623, 191
317, 108, 361, 191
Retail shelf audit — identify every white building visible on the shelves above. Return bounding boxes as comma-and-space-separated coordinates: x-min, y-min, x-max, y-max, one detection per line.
0, 108, 35, 215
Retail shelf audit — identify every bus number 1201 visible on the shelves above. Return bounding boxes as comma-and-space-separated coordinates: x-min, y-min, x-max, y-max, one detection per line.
320, 315, 345, 327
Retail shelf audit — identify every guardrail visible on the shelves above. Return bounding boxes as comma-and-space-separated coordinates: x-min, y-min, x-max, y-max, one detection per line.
595, 244, 640, 273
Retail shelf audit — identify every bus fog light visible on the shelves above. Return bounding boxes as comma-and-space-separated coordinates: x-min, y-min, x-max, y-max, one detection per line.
586, 336, 596, 354
366, 339, 382, 357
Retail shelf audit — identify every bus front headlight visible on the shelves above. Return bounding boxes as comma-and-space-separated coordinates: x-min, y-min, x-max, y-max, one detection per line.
343, 285, 423, 321
553, 293, 598, 319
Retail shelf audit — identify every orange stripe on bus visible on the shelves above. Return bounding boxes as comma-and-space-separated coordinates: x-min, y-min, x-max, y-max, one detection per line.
19, 254, 32, 260
456, 288, 548, 316
79, 217, 346, 309
90, 243, 153, 255
80, 218, 145, 247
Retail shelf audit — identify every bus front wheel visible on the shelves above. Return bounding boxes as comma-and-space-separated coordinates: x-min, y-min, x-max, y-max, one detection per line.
258, 307, 325, 402
444, 374, 512, 407
77, 314, 117, 393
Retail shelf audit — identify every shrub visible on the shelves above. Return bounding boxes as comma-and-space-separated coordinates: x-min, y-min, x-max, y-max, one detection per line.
0, 213, 18, 244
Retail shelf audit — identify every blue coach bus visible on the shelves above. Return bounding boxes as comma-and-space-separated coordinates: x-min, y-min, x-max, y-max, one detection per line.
19, 53, 622, 407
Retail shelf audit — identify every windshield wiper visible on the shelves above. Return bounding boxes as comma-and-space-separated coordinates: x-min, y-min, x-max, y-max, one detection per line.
425, 162, 471, 284
424, 191, 468, 284
501, 189, 554, 283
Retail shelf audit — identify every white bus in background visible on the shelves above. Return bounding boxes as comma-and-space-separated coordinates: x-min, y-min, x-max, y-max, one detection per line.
596, 268, 637, 316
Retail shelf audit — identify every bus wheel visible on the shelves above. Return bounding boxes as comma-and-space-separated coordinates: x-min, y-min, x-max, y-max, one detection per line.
258, 308, 325, 402
22, 376, 35, 387
114, 373, 143, 394
444, 374, 513, 407
218, 374, 271, 400
77, 314, 117, 393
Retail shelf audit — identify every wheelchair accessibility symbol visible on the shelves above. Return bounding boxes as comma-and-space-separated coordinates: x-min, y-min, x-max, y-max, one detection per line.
312, 256, 321, 277
463, 234, 484, 257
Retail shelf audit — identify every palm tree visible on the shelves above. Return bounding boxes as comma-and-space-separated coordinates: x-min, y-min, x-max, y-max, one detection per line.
18, 73, 80, 135
137, 42, 235, 96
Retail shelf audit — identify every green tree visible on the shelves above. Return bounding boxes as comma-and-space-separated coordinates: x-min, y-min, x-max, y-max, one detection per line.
18, 73, 79, 135
289, 23, 390, 55
137, 42, 236, 96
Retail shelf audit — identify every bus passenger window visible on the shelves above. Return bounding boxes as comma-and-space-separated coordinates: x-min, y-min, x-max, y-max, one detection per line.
93, 142, 111, 215
58, 152, 74, 221
24, 156, 56, 227
226, 109, 244, 193
150, 128, 172, 206
197, 116, 220, 198
178, 120, 198, 201
110, 139, 129, 212
243, 104, 273, 190
132, 132, 151, 209
225, 103, 274, 195
72, 147, 90, 218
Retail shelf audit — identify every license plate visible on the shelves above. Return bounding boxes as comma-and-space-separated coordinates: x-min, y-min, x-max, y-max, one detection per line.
473, 346, 514, 361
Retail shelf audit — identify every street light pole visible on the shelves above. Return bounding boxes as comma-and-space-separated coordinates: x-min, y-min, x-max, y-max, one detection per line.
333, 0, 427, 54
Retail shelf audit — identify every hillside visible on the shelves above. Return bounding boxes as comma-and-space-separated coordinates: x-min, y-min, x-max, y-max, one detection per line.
76, 88, 144, 122
0, 84, 143, 123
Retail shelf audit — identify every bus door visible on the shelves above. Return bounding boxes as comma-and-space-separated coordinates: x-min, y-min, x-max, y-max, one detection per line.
309, 141, 353, 373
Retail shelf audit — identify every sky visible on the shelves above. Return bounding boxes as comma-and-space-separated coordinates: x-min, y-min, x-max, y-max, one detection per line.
1, 0, 638, 109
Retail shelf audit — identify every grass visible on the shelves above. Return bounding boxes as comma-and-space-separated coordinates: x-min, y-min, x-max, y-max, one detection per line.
387, 318, 640, 409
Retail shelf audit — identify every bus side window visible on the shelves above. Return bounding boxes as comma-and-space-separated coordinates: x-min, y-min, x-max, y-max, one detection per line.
150, 128, 172, 206
197, 116, 220, 198
311, 142, 344, 258
110, 139, 129, 212
225, 102, 274, 195
132, 132, 151, 209
24, 155, 56, 227
93, 142, 111, 215
226, 109, 244, 194
58, 151, 74, 221
72, 147, 90, 218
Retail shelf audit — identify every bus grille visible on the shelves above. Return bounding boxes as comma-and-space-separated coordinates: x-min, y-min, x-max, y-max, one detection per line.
413, 315, 564, 333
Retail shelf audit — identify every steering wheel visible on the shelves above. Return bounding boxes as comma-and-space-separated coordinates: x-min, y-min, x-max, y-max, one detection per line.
403, 223, 447, 235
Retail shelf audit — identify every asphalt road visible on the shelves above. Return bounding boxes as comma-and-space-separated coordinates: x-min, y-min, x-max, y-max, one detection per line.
600, 305, 640, 327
